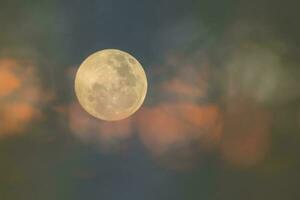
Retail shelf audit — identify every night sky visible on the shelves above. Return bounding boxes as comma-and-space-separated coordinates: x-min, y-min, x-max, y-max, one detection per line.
0, 0, 300, 200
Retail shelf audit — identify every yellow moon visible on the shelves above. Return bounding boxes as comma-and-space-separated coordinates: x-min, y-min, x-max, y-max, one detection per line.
74, 49, 147, 121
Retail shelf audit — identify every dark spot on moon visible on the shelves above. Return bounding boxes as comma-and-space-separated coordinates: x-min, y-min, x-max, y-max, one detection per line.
88, 95, 94, 102
120, 76, 136, 87
128, 57, 136, 65
92, 83, 100, 90
115, 62, 129, 76
115, 62, 137, 86
107, 59, 114, 65
119, 90, 137, 109
91, 83, 111, 112
114, 53, 126, 63
92, 83, 106, 91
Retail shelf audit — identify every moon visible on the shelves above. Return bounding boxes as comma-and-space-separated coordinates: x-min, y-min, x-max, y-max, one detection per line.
74, 49, 147, 121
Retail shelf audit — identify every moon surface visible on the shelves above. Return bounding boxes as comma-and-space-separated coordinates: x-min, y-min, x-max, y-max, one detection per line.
75, 49, 147, 121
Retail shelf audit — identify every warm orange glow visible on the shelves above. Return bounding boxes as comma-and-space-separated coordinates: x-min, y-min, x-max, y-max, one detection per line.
136, 103, 222, 156
220, 97, 271, 168
0, 58, 52, 137
0, 102, 41, 135
0, 63, 21, 96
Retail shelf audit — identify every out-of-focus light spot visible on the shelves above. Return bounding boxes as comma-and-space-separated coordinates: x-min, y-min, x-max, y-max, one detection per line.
136, 103, 223, 159
220, 97, 272, 168
67, 102, 133, 152
0, 57, 52, 137
0, 102, 41, 135
225, 47, 282, 105
0, 60, 21, 96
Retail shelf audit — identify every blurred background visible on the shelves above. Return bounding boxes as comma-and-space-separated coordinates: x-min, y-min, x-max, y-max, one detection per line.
0, 0, 300, 199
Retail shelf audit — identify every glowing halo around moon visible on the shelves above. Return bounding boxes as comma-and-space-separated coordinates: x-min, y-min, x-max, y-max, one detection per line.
74, 49, 147, 121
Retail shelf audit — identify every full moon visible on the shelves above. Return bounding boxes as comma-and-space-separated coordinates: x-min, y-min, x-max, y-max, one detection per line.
74, 49, 147, 121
